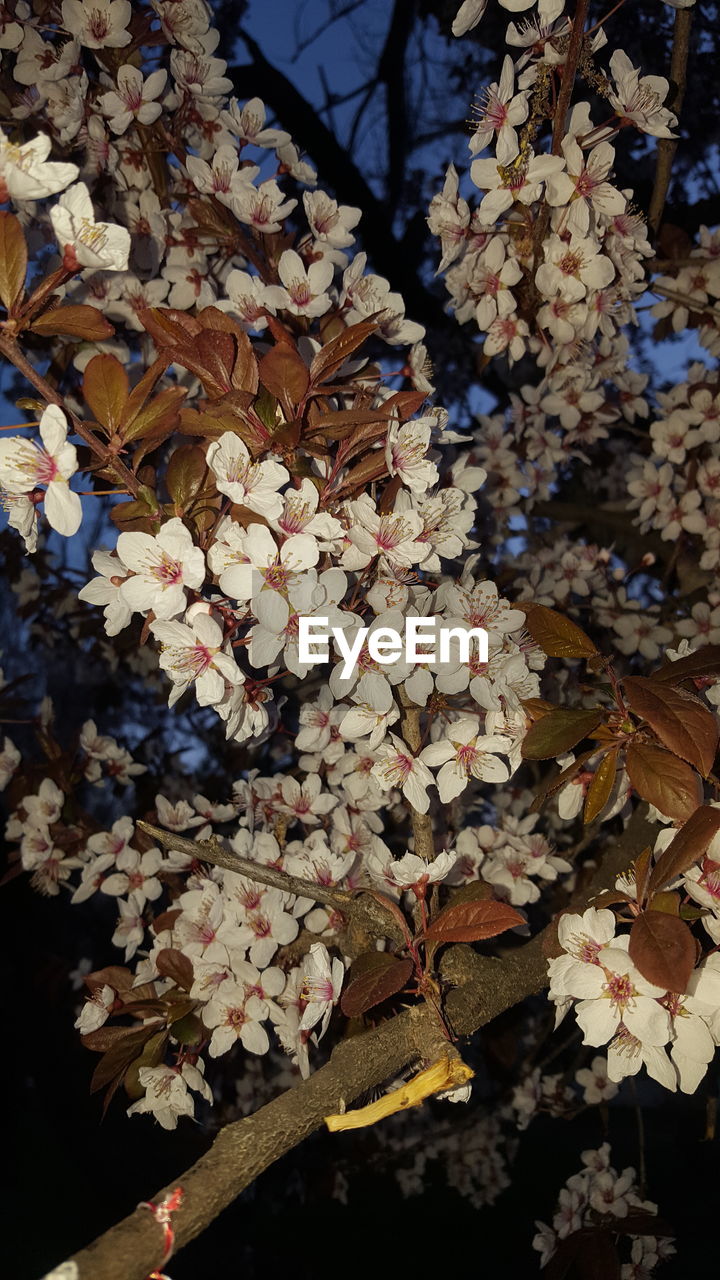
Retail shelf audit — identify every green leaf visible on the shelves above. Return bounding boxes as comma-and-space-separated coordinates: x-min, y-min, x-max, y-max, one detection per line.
166, 445, 209, 512
583, 749, 618, 824
521, 707, 605, 761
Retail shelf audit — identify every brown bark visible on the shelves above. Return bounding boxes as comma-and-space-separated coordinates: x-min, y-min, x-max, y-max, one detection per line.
61, 807, 655, 1280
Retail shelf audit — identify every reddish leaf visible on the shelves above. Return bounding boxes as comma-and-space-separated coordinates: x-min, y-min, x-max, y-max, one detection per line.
625, 742, 702, 822
647, 804, 720, 896
0, 210, 27, 311
650, 644, 720, 685
521, 707, 604, 761
340, 952, 414, 1018
198, 306, 259, 394
520, 604, 598, 659
424, 898, 524, 944
88, 1025, 158, 1090
529, 749, 596, 813
583, 749, 618, 824
623, 676, 719, 776
310, 320, 377, 384
82, 354, 129, 433
156, 948, 194, 992
259, 344, 310, 409
628, 910, 696, 993
29, 303, 113, 340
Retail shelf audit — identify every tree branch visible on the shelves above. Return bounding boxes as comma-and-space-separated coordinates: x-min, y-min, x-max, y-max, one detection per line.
231, 30, 451, 333
60, 807, 655, 1279
138, 820, 407, 947
648, 8, 694, 237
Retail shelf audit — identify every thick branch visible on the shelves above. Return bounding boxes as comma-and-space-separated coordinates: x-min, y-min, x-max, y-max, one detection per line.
398, 686, 436, 862
648, 8, 693, 236
63, 807, 655, 1279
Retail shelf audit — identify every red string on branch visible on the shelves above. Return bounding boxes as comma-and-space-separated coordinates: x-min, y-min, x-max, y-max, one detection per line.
139, 1186, 184, 1278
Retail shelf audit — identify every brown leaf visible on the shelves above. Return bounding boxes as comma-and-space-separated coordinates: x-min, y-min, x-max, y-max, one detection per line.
82, 354, 129, 434
634, 846, 653, 906
521, 707, 605, 761
583, 749, 618, 824
628, 910, 696, 992
84, 965, 133, 995
166, 445, 209, 512
198, 306, 259, 395
156, 948, 194, 992
0, 210, 27, 311
650, 644, 720, 685
647, 804, 720, 896
123, 386, 186, 444
625, 742, 702, 822
424, 898, 524, 944
340, 952, 414, 1018
623, 676, 718, 776
309, 320, 377, 384
520, 603, 598, 659
29, 303, 114, 340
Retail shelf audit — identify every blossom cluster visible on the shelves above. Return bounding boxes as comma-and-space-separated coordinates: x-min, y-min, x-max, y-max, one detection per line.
532, 1142, 675, 1276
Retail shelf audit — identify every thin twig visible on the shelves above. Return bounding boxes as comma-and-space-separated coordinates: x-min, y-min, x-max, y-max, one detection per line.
0, 335, 141, 498
138, 820, 353, 910
648, 8, 694, 236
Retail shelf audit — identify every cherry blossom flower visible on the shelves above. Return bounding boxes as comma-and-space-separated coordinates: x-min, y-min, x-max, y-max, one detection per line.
384, 849, 458, 891
99, 66, 168, 134
303, 190, 361, 248
50, 182, 131, 271
0, 126, 78, 202
206, 434, 289, 519
0, 405, 81, 537
62, 0, 131, 49
221, 96, 290, 148
420, 718, 512, 802
299, 942, 344, 1037
608, 50, 678, 139
77, 549, 131, 635
371, 734, 435, 814
469, 56, 529, 165
152, 612, 241, 708
127, 1062, 213, 1129
116, 517, 205, 620
264, 249, 334, 318
575, 1055, 619, 1105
